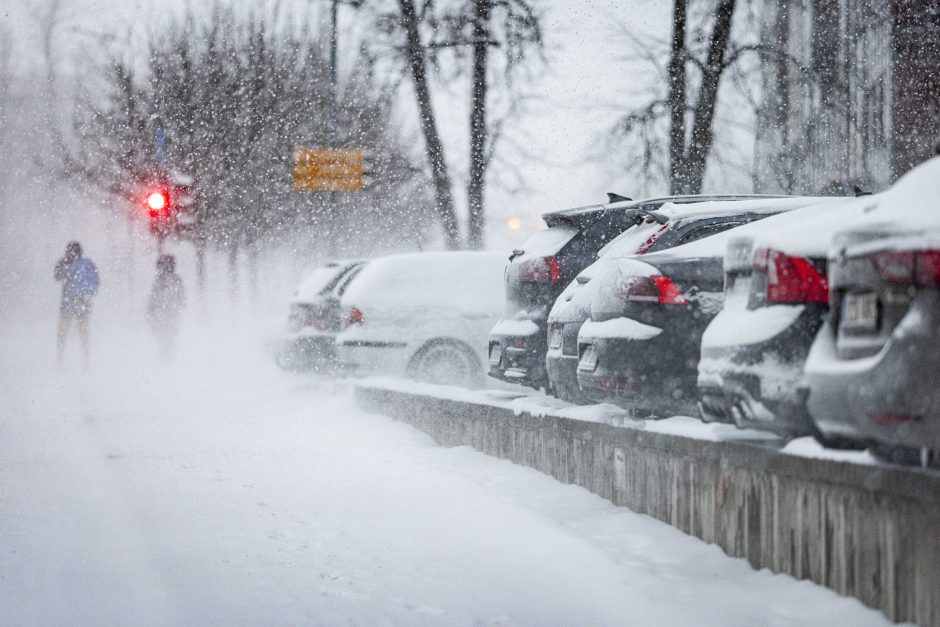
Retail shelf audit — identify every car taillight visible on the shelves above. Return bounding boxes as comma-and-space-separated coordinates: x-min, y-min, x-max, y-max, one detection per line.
872, 250, 940, 287
635, 223, 670, 254
619, 275, 688, 305
347, 307, 364, 326
518, 256, 562, 284
753, 248, 828, 304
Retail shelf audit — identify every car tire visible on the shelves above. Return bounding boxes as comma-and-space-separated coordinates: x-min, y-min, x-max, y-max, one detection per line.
409, 341, 483, 389
810, 428, 865, 451
869, 442, 938, 467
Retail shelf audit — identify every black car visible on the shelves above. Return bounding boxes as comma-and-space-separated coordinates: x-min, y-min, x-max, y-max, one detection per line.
275, 260, 364, 372
489, 194, 786, 390
576, 197, 833, 416
546, 198, 794, 403
696, 198, 859, 436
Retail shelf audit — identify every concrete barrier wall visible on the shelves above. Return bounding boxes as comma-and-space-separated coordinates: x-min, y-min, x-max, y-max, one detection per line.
355, 384, 940, 626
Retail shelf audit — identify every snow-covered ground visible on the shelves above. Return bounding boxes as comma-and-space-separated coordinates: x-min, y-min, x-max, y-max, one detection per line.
0, 296, 892, 625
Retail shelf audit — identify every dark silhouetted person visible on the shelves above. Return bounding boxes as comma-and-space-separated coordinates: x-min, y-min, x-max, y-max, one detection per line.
54, 241, 99, 364
147, 254, 186, 359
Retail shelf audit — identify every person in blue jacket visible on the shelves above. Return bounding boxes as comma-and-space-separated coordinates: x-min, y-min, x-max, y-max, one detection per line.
54, 241, 99, 363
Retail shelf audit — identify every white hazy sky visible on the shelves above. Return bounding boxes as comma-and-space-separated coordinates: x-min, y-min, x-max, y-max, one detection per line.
2, 0, 750, 249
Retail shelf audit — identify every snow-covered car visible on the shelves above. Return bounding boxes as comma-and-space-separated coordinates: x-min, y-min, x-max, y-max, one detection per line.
696, 197, 871, 437
336, 251, 507, 388
490, 193, 787, 391
547, 197, 797, 403
575, 198, 832, 416
805, 157, 940, 465
275, 259, 364, 371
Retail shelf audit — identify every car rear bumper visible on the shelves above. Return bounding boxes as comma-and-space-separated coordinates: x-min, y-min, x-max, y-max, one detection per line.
697, 343, 816, 435
487, 328, 547, 387
275, 334, 338, 371
336, 338, 411, 377
545, 348, 581, 401
696, 308, 824, 436
806, 306, 940, 450
576, 332, 697, 415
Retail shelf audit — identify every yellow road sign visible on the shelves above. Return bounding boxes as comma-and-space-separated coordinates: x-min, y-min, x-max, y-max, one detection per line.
293, 148, 365, 191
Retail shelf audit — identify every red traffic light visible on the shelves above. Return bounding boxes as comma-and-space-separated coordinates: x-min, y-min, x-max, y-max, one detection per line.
146, 191, 168, 211
144, 188, 175, 237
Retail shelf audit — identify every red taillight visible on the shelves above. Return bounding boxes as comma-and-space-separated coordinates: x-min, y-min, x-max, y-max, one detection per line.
873, 413, 917, 424
635, 223, 670, 254
754, 248, 828, 304
619, 275, 688, 305
305, 310, 326, 330
347, 307, 364, 326
518, 256, 562, 284
872, 250, 940, 287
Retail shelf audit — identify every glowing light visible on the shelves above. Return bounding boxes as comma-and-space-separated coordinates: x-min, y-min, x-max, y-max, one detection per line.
506, 217, 523, 231
146, 191, 167, 211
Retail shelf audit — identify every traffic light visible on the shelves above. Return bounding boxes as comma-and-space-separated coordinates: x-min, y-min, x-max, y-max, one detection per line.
144, 188, 174, 236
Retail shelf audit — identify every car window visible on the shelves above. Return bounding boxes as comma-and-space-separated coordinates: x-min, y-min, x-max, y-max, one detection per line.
675, 221, 745, 246
334, 266, 363, 296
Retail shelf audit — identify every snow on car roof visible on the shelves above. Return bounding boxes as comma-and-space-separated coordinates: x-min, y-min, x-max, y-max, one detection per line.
742, 157, 940, 257
291, 262, 356, 303
341, 251, 507, 314
641, 196, 857, 261
655, 195, 831, 221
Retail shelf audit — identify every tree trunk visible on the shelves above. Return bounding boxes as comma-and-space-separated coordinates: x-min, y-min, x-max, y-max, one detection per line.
668, 0, 688, 194
398, 0, 461, 249
466, 0, 491, 250
227, 238, 239, 302
195, 237, 207, 297
684, 0, 736, 194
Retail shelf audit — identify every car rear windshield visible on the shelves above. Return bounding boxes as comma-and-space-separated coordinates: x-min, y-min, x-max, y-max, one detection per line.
292, 265, 346, 302
343, 253, 506, 314
514, 223, 579, 260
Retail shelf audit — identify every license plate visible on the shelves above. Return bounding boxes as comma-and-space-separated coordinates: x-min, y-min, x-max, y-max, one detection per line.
549, 325, 563, 349
489, 343, 502, 364
842, 291, 878, 332
578, 345, 598, 371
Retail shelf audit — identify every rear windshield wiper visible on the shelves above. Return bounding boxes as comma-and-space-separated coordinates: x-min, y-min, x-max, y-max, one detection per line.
623, 208, 668, 226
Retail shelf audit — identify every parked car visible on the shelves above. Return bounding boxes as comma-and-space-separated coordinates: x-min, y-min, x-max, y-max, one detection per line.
489, 194, 786, 390
575, 197, 836, 416
547, 198, 795, 403
276, 260, 364, 371
805, 157, 940, 465
696, 197, 868, 437
336, 251, 506, 388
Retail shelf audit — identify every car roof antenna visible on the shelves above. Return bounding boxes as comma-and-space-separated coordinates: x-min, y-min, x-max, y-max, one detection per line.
852, 184, 872, 197
607, 192, 632, 203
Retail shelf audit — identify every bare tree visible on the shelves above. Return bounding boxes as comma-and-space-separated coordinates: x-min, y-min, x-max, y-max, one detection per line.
0, 25, 12, 209
67, 4, 434, 265
613, 0, 745, 195
680, 0, 736, 193
369, 0, 542, 248
395, 0, 461, 249
462, 0, 542, 248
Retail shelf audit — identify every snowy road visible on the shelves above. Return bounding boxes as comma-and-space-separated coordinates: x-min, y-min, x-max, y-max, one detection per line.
0, 310, 891, 626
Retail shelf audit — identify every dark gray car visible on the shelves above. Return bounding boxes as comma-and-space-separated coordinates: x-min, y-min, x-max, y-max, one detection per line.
806, 225, 940, 467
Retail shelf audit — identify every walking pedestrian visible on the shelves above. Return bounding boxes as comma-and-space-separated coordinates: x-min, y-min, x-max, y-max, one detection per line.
54, 241, 99, 364
147, 254, 186, 360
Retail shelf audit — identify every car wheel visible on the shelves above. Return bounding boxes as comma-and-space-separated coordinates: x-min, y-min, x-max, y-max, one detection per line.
410, 341, 483, 389
810, 428, 865, 451
869, 442, 932, 467
275, 348, 303, 372
551, 382, 568, 401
